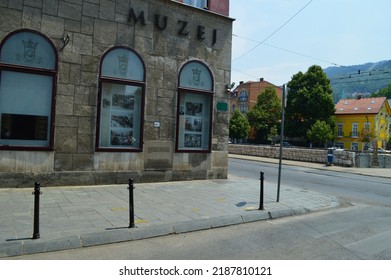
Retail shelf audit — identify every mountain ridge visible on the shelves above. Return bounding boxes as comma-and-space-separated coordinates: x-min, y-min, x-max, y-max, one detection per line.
323, 60, 391, 102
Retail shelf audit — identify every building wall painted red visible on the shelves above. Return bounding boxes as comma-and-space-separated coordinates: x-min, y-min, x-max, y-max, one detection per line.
229, 79, 283, 142
209, 0, 229, 16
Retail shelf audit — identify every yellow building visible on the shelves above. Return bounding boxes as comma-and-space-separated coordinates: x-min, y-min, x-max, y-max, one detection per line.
335, 97, 391, 151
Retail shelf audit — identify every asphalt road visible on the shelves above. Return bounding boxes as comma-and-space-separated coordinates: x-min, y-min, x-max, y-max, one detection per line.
228, 158, 391, 206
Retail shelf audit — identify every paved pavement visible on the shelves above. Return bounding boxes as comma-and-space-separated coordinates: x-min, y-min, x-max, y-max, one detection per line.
0, 155, 389, 258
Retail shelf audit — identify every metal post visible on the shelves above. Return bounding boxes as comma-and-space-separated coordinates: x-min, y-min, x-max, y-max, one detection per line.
277, 84, 287, 202
128, 178, 135, 228
32, 181, 42, 239
258, 171, 264, 210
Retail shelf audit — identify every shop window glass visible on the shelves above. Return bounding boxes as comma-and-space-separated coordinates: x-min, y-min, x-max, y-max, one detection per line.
177, 61, 213, 152
97, 47, 145, 151
0, 30, 56, 149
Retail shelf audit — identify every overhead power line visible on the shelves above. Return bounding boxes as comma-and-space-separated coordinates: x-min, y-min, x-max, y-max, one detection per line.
232, 0, 313, 62
233, 34, 342, 66
232, 34, 391, 79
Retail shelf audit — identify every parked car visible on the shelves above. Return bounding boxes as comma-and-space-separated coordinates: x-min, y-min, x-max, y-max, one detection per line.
282, 141, 294, 148
368, 148, 388, 153
274, 141, 294, 148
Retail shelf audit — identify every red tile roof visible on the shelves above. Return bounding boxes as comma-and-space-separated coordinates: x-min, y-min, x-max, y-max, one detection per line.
335, 97, 387, 115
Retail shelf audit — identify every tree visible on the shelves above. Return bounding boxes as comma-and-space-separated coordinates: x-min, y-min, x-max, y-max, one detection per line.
229, 109, 250, 141
371, 83, 391, 99
360, 121, 374, 151
285, 65, 336, 141
246, 86, 282, 143
306, 120, 334, 148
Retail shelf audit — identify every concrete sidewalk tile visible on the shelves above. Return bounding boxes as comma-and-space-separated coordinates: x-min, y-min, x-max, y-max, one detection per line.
81, 229, 131, 247
0, 173, 344, 258
291, 207, 309, 215
173, 219, 212, 234
130, 224, 175, 240
0, 241, 23, 258
23, 236, 82, 255
268, 208, 295, 219
210, 214, 243, 228
241, 210, 271, 223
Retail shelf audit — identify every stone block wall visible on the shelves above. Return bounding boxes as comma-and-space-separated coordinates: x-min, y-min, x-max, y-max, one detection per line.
0, 0, 233, 187
228, 145, 357, 167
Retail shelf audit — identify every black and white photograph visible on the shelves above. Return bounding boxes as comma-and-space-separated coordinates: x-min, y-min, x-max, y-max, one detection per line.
102, 96, 111, 108
111, 111, 133, 128
193, 118, 202, 132
112, 93, 135, 110
184, 133, 201, 148
185, 101, 203, 116
185, 117, 202, 132
110, 129, 134, 146
185, 117, 193, 131
179, 105, 185, 115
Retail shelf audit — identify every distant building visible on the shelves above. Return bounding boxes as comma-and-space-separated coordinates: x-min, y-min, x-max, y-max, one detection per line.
229, 78, 282, 115
334, 97, 391, 151
229, 78, 282, 142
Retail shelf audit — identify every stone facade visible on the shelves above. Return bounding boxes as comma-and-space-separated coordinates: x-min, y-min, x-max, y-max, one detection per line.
229, 144, 391, 168
0, 0, 233, 187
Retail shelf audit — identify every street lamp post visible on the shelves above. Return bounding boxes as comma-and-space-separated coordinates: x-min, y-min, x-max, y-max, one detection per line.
277, 84, 287, 202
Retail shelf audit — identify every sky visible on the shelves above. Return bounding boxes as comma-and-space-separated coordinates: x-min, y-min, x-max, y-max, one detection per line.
229, 0, 391, 86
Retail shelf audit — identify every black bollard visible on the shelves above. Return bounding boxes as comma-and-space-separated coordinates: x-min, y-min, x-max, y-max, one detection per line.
32, 181, 42, 239
258, 172, 264, 210
128, 178, 135, 228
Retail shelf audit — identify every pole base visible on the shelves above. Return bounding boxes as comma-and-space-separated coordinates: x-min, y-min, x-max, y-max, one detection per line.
32, 233, 40, 239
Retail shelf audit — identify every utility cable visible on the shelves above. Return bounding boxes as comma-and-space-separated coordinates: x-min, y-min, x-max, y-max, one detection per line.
232, 0, 313, 62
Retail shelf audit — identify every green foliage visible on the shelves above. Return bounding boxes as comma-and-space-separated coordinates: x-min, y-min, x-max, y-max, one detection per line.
306, 120, 334, 147
360, 126, 374, 144
285, 65, 336, 140
247, 86, 281, 142
325, 60, 391, 102
229, 109, 250, 139
371, 83, 391, 99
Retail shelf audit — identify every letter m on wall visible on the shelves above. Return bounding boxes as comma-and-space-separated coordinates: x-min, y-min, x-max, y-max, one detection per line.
129, 8, 146, 25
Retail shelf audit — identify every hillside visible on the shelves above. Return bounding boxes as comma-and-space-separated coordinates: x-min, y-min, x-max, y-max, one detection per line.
323, 60, 391, 103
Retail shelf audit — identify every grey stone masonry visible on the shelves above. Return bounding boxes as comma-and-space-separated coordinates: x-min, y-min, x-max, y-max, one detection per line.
229, 144, 391, 168
0, 0, 234, 187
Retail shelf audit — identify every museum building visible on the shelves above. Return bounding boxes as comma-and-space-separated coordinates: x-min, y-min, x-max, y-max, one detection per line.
0, 0, 233, 187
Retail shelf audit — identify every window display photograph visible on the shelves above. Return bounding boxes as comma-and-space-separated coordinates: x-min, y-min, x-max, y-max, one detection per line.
177, 92, 211, 151
176, 60, 214, 152
98, 83, 142, 149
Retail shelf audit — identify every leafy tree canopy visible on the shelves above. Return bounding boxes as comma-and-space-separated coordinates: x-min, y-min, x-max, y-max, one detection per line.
306, 120, 334, 147
371, 83, 391, 99
229, 109, 250, 139
247, 86, 282, 142
285, 65, 336, 139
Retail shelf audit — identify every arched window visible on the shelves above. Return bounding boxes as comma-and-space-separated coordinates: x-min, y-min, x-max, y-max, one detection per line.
176, 61, 214, 152
238, 89, 248, 114
0, 29, 57, 150
96, 47, 145, 151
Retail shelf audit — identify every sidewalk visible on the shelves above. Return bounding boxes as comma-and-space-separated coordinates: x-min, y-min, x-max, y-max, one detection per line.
2, 154, 384, 258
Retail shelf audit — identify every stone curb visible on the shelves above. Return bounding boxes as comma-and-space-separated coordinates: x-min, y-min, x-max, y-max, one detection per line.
0, 207, 311, 258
